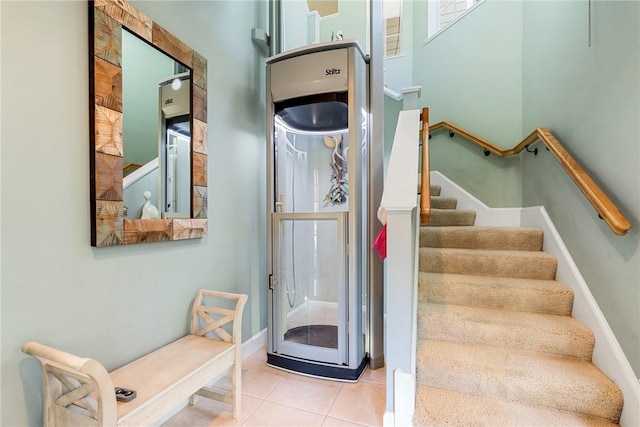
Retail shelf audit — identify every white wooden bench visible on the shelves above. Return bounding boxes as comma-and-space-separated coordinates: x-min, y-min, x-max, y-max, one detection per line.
22, 289, 247, 427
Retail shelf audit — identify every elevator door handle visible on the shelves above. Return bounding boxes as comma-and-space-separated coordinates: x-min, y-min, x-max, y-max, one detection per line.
275, 194, 286, 212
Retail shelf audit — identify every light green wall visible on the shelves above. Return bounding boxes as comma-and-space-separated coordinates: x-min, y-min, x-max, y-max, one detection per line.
383, 95, 403, 174
282, 0, 312, 51
411, 0, 524, 207
319, 0, 368, 50
402, 0, 639, 376
0, 1, 267, 426
282, 0, 369, 52
521, 0, 640, 376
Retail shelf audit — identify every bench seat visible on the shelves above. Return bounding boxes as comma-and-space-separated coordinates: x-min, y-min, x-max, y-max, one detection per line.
113, 335, 235, 425
23, 289, 247, 427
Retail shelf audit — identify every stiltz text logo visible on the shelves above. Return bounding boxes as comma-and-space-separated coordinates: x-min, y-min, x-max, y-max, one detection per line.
325, 68, 341, 76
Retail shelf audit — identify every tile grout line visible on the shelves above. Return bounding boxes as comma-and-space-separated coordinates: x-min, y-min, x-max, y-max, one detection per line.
238, 394, 263, 427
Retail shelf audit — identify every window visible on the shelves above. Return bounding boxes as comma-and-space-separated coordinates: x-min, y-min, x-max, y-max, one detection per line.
428, 0, 482, 39
384, 0, 403, 58
385, 16, 402, 57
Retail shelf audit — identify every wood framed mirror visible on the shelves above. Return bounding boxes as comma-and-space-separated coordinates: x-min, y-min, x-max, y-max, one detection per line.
89, 0, 207, 247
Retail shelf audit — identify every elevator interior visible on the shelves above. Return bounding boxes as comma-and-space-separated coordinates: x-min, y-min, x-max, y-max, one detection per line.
266, 41, 370, 381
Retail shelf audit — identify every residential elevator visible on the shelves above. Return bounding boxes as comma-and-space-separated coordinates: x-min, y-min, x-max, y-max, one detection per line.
266, 41, 370, 381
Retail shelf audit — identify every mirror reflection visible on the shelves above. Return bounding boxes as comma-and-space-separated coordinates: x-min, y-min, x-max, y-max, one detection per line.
90, 0, 207, 247
120, 30, 191, 220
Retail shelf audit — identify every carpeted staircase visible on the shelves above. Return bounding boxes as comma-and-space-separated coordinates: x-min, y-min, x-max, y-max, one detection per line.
413, 186, 624, 426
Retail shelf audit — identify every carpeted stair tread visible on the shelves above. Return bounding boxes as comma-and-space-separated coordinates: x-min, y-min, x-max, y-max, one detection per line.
414, 186, 623, 424
416, 340, 624, 422
429, 196, 458, 210
420, 225, 543, 251
425, 208, 476, 226
419, 272, 574, 315
418, 302, 594, 359
420, 247, 558, 280
413, 385, 620, 426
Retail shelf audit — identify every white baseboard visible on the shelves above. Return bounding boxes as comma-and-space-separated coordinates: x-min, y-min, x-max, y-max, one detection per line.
520, 207, 640, 426
430, 171, 522, 227
394, 369, 415, 427
241, 327, 267, 360
431, 170, 640, 425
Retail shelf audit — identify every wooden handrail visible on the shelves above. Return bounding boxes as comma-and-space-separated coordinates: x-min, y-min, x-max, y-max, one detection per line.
420, 108, 430, 224
429, 121, 631, 236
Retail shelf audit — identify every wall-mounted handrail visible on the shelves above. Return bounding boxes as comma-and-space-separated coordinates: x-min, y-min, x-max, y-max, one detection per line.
420, 108, 430, 225
430, 121, 632, 236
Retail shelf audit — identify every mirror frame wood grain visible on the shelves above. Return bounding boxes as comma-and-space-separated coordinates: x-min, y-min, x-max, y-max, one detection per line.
89, 0, 208, 247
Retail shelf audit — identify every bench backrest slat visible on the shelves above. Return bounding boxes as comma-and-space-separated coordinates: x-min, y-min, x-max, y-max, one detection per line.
190, 290, 248, 346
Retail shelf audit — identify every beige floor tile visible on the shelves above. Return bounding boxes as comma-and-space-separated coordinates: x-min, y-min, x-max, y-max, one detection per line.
242, 358, 287, 399
266, 374, 342, 415
360, 366, 385, 385
327, 382, 385, 427
321, 417, 368, 426
162, 394, 262, 427
164, 348, 387, 427
249, 346, 268, 362
242, 401, 325, 427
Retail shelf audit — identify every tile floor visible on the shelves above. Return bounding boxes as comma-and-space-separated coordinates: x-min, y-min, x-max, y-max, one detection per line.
163, 347, 386, 427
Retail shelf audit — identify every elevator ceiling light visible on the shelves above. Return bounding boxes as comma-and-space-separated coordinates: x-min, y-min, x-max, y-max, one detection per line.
275, 101, 349, 134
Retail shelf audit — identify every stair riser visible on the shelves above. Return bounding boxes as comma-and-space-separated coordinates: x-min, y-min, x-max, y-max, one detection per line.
419, 248, 557, 280
428, 185, 441, 196
420, 227, 544, 251
417, 305, 594, 360
416, 341, 623, 422
424, 210, 476, 227
419, 273, 574, 316
429, 196, 458, 210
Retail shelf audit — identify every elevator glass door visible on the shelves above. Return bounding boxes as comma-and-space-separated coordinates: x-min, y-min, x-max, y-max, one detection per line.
270, 128, 350, 366
272, 212, 347, 365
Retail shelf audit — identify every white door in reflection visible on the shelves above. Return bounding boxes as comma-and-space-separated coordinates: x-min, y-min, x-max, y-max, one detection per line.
165, 129, 190, 214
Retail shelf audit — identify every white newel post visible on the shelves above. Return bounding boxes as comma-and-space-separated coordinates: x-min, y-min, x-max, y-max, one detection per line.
380, 109, 421, 426
384, 207, 418, 426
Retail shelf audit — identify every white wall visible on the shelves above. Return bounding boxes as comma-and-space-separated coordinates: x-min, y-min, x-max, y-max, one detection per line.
0, 1, 268, 425
521, 0, 640, 377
